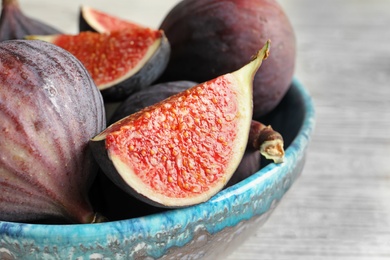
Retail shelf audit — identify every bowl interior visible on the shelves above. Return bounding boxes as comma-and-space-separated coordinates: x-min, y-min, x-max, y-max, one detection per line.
256, 78, 308, 167
0, 78, 315, 260
88, 77, 312, 221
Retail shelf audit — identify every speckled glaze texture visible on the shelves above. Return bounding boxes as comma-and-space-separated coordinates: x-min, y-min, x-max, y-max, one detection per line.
0, 78, 315, 260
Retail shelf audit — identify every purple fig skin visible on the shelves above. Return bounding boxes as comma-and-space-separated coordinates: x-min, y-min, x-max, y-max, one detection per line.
108, 80, 198, 124
0, 0, 61, 41
0, 40, 106, 224
226, 148, 261, 187
79, 6, 96, 33
92, 171, 167, 221
159, 0, 296, 116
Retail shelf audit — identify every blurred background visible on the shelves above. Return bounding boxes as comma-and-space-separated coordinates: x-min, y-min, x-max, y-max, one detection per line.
18, 0, 390, 259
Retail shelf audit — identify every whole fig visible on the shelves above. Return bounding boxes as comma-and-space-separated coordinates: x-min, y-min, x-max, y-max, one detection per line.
0, 0, 61, 41
0, 40, 106, 223
159, 0, 296, 116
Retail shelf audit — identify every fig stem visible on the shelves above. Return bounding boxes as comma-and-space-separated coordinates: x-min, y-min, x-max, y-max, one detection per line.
2, 0, 18, 7
232, 40, 270, 84
90, 212, 108, 223
250, 40, 270, 62
249, 120, 285, 163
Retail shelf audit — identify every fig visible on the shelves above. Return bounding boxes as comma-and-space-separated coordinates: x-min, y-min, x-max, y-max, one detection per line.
79, 5, 142, 33
159, 0, 296, 117
27, 28, 170, 102
108, 80, 198, 124
89, 41, 270, 208
93, 172, 168, 221
109, 80, 284, 163
0, 0, 61, 41
0, 40, 106, 224
226, 147, 260, 187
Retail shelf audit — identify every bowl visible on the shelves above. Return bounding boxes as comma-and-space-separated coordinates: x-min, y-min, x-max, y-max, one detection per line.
0, 78, 315, 260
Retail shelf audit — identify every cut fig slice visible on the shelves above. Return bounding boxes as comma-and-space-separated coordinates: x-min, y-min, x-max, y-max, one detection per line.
27, 28, 170, 102
79, 5, 142, 33
107, 80, 284, 189
90, 41, 270, 208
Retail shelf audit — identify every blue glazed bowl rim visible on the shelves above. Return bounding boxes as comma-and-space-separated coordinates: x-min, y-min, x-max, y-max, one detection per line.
0, 77, 315, 240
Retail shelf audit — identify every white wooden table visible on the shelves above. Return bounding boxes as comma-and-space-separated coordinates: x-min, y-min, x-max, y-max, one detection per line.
21, 0, 390, 259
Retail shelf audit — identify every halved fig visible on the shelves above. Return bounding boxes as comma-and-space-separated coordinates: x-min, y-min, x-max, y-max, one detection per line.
79, 5, 142, 33
27, 28, 170, 102
89, 41, 270, 208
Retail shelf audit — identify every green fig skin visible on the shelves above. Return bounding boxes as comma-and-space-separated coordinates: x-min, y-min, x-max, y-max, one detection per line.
159, 0, 296, 116
0, 40, 106, 224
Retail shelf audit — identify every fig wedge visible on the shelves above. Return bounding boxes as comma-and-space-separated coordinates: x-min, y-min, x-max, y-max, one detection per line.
27, 28, 170, 102
79, 5, 142, 33
89, 41, 270, 208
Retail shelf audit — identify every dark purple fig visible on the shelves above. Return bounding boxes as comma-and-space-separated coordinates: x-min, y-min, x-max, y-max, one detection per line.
0, 40, 106, 224
92, 171, 168, 221
0, 0, 61, 41
108, 80, 198, 124
226, 147, 261, 187
159, 0, 296, 117
228, 120, 285, 186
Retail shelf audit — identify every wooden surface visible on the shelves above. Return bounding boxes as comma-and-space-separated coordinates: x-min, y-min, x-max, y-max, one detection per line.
21, 0, 390, 259
228, 0, 390, 259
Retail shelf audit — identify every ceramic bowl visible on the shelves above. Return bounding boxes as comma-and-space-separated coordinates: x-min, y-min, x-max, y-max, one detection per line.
0, 78, 315, 260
